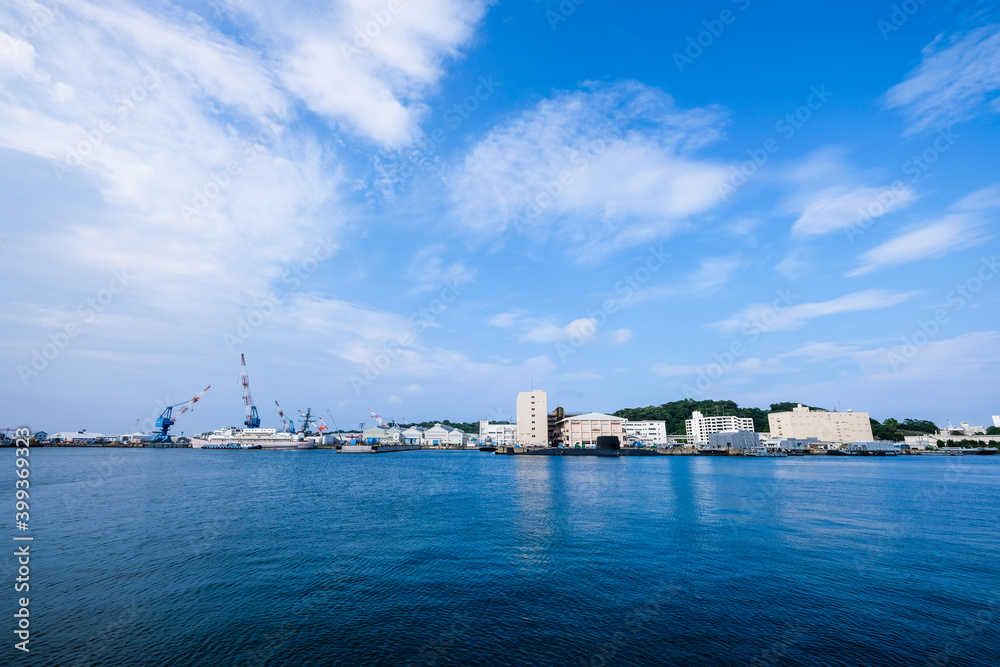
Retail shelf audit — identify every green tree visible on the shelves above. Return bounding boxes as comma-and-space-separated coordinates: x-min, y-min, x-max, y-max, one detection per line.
901, 418, 939, 434
986, 426, 1000, 436
613, 399, 823, 435
870, 417, 904, 442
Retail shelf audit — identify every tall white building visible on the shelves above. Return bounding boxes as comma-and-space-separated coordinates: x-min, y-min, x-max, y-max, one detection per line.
993, 416, 1000, 428
479, 420, 517, 446
623, 420, 668, 446
516, 390, 548, 446
768, 404, 873, 443
957, 421, 986, 436
685, 411, 754, 444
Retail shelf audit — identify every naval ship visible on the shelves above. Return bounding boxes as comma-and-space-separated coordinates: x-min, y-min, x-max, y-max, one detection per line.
190, 427, 315, 450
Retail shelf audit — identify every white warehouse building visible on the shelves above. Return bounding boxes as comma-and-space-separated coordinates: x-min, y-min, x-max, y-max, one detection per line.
479, 420, 517, 447
423, 423, 471, 447
685, 411, 755, 444
623, 420, 669, 446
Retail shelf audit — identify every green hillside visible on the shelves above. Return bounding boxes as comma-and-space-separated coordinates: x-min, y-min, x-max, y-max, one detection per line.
612, 399, 823, 435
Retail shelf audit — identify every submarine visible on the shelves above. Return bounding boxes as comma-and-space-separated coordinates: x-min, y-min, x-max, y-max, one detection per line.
511, 436, 662, 456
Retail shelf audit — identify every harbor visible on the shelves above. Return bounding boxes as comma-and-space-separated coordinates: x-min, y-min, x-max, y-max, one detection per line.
20, 445, 1000, 667
7, 363, 999, 458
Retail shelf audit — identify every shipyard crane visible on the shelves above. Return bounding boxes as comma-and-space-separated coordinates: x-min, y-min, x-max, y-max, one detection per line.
324, 411, 361, 445
326, 410, 352, 434
153, 386, 211, 443
275, 401, 295, 434
240, 354, 260, 428
368, 408, 389, 428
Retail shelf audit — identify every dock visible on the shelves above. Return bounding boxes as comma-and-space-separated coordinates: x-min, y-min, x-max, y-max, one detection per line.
339, 444, 422, 454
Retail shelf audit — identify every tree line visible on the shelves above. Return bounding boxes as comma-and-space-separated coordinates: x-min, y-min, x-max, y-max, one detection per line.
612, 399, 947, 441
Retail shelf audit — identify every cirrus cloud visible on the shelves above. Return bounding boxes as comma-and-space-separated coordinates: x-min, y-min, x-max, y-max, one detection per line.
446, 80, 731, 258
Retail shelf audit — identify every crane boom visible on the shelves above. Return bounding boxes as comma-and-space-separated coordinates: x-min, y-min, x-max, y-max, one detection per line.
368, 408, 389, 428
240, 354, 260, 428
153, 385, 211, 443
179, 386, 211, 415
275, 401, 294, 433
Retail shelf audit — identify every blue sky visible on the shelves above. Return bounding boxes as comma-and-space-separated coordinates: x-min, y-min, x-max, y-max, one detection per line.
1, 0, 998, 435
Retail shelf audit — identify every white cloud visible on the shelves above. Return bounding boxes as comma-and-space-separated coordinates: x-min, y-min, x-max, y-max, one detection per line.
632, 256, 741, 303
778, 332, 1000, 382
779, 341, 860, 362
554, 370, 602, 382
778, 150, 916, 237
791, 185, 915, 236
487, 311, 525, 328
405, 245, 477, 292
609, 328, 632, 345
953, 185, 1000, 211
885, 25, 1000, 136
775, 251, 809, 279
522, 318, 598, 344
652, 357, 785, 377
0, 1, 334, 335
864, 331, 1000, 380
0, 31, 36, 77
447, 81, 730, 257
684, 332, 1000, 391
249, 0, 491, 147
0, 0, 514, 424
847, 214, 985, 276
711, 289, 921, 334
487, 311, 603, 345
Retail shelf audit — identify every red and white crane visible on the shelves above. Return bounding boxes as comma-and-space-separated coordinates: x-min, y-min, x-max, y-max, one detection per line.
240, 354, 260, 428
275, 401, 293, 433
153, 385, 211, 443
179, 385, 211, 415
368, 408, 389, 428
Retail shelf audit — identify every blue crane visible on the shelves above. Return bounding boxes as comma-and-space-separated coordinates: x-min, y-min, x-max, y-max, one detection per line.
153, 386, 211, 443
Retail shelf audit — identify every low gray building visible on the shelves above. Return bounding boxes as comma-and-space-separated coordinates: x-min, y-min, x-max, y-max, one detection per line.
847, 441, 899, 455
708, 430, 760, 451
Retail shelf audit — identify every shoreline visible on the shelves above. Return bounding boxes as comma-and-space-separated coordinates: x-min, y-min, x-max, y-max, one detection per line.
4, 443, 996, 457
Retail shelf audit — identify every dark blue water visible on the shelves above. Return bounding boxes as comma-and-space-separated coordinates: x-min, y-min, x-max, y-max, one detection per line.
5, 449, 1000, 666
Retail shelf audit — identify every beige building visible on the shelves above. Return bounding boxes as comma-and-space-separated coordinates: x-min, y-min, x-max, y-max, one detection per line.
768, 404, 873, 443
685, 411, 754, 444
554, 412, 627, 447
516, 390, 548, 446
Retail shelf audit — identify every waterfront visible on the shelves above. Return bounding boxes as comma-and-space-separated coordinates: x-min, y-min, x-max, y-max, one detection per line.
8, 449, 1000, 666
